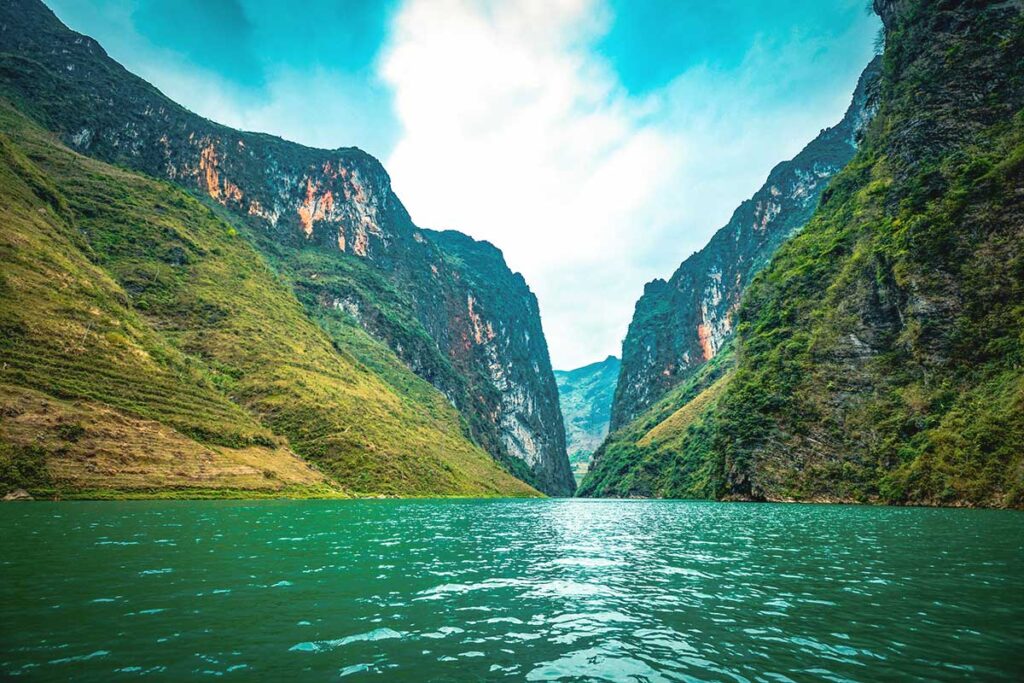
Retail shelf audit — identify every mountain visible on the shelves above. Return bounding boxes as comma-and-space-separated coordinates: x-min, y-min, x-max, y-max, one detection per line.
0, 0, 573, 496
580, 55, 881, 499
610, 57, 882, 431
583, 0, 1024, 508
425, 229, 573, 494
554, 356, 620, 481
0, 101, 537, 498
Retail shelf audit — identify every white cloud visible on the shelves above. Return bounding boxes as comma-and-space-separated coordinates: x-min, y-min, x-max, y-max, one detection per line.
381, 0, 687, 368
381, 0, 877, 369
50, 0, 877, 370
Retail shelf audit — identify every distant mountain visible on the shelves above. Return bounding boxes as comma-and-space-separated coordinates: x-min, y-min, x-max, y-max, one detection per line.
582, 0, 1024, 508
554, 357, 620, 481
0, 0, 572, 497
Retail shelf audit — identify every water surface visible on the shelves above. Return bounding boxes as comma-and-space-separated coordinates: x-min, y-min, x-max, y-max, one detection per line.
1, 500, 1022, 680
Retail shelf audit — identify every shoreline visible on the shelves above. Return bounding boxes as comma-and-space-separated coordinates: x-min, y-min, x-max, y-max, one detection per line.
4, 489, 1020, 510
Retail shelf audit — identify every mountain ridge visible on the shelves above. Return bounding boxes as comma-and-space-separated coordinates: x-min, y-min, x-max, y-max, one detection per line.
610, 57, 882, 431
0, 0, 574, 496
583, 0, 1024, 507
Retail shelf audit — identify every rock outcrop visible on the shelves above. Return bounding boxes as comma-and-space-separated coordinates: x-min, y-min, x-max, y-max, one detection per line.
426, 230, 574, 496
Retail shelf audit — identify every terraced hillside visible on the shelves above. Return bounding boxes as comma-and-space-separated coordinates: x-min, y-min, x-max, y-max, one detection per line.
0, 0, 573, 495
0, 103, 538, 499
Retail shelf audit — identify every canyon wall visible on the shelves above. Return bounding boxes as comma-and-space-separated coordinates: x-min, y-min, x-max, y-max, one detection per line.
0, 0, 572, 495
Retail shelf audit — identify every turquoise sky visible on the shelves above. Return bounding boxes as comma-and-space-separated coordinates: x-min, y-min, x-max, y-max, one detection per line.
46, 0, 880, 368
47, 0, 877, 157
601, 1, 878, 92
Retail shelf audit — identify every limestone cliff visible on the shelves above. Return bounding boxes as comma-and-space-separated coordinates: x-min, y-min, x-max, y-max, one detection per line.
611, 58, 881, 429
585, 0, 1024, 507
428, 230, 574, 495
0, 0, 572, 495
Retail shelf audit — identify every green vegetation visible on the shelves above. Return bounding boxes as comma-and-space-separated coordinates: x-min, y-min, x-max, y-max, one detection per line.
0, 442, 51, 493
0, 102, 538, 499
578, 347, 733, 498
583, 1, 1024, 508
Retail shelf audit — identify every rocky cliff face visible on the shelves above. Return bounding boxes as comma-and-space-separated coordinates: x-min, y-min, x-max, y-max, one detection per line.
697, 0, 1024, 507
554, 356, 620, 478
610, 58, 881, 429
0, 0, 572, 495
426, 230, 575, 496
587, 0, 1024, 508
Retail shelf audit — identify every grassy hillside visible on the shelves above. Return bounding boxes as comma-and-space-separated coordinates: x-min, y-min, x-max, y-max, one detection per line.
0, 0, 572, 496
0, 102, 538, 498
583, 0, 1024, 508
577, 348, 732, 499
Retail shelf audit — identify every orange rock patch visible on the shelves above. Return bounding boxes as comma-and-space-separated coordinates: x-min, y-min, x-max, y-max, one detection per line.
199, 143, 221, 200
297, 179, 335, 238
697, 322, 715, 361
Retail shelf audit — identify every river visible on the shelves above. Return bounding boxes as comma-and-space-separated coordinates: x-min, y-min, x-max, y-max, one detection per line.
1, 499, 1021, 680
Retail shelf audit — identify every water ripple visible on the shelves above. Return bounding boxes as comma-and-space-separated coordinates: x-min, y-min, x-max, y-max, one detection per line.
1, 499, 1022, 680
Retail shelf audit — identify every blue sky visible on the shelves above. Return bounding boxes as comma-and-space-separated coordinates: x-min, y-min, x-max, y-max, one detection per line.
46, 0, 880, 368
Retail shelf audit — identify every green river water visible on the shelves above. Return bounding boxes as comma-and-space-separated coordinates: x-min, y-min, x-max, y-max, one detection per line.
1, 499, 1021, 681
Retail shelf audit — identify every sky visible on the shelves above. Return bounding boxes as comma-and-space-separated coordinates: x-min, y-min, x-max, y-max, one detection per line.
46, 0, 880, 369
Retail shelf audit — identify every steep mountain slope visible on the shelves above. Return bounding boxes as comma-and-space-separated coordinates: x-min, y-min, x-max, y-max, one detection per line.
611, 58, 881, 430
577, 348, 733, 499
585, 0, 1024, 508
554, 356, 620, 481
0, 102, 538, 498
0, 0, 572, 495
427, 229, 575, 494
